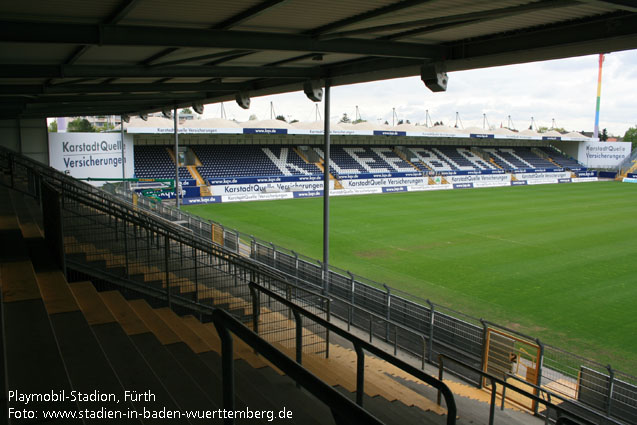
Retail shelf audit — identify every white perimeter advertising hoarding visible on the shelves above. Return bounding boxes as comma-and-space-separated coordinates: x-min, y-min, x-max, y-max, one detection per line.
577, 141, 631, 169
49, 132, 134, 183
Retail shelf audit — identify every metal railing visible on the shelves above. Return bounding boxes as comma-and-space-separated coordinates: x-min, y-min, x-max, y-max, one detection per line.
100, 155, 637, 425
502, 373, 624, 425
3, 145, 635, 425
438, 354, 619, 425
0, 145, 458, 425
617, 148, 637, 175
247, 282, 457, 424
212, 308, 385, 425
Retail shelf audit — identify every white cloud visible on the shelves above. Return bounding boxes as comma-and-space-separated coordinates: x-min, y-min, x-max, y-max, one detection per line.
204, 50, 637, 136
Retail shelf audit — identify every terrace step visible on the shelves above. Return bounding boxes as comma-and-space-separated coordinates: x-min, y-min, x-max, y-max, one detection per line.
70, 282, 181, 424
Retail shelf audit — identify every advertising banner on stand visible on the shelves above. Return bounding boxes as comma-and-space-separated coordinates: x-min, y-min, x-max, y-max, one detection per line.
577, 141, 631, 169
49, 132, 134, 182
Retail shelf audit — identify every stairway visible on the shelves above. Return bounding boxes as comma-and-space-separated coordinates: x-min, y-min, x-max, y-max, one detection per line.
310, 159, 343, 190
2, 187, 460, 425
489, 158, 503, 169
617, 160, 637, 180
393, 148, 422, 173
62, 235, 451, 421
186, 166, 207, 186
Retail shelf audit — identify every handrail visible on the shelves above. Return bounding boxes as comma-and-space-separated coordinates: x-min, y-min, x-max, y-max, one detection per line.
503, 373, 624, 425
437, 354, 621, 425
254, 260, 431, 358
211, 308, 385, 425
248, 281, 457, 425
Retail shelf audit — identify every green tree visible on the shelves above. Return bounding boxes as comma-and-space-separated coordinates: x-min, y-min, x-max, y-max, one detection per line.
181, 108, 192, 114
600, 128, 608, 141
339, 113, 351, 123
67, 118, 96, 132
48, 120, 57, 132
249, 114, 258, 121
623, 126, 637, 150
97, 122, 116, 132
275, 115, 287, 122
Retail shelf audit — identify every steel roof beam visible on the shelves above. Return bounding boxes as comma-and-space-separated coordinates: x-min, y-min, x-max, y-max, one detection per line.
445, 12, 637, 66
577, 0, 637, 12
308, 0, 436, 36
214, 0, 290, 29
0, 82, 246, 95
62, 0, 143, 66
319, 0, 580, 39
0, 93, 212, 104
0, 21, 445, 60
21, 99, 190, 110
144, 0, 289, 66
0, 65, 321, 79
199, 0, 438, 66
148, 50, 253, 67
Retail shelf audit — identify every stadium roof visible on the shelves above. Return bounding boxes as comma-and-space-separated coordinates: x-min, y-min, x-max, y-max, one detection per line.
1, 0, 637, 120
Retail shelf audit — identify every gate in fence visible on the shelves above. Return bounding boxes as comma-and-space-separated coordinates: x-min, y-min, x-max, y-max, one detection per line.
483, 328, 541, 411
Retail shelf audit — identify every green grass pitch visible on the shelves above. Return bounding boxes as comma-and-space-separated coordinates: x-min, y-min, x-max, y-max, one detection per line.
184, 181, 637, 372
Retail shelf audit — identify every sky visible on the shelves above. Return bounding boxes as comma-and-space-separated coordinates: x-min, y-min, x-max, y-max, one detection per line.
203, 49, 637, 137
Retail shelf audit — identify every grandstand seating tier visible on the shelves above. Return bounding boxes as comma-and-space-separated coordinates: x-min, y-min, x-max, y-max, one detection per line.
133, 145, 584, 181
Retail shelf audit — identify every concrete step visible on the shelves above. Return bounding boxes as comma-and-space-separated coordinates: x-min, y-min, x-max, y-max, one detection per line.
70, 282, 186, 425
127, 299, 227, 407
31, 271, 139, 424
1, 193, 80, 424
99, 290, 218, 424
236, 360, 336, 425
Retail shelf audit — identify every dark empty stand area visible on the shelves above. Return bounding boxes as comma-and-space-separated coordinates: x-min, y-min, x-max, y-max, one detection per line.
432, 147, 492, 171
192, 145, 284, 179
540, 147, 584, 169
264, 146, 321, 175
345, 147, 394, 172
319, 146, 367, 176
371, 147, 414, 172
318, 146, 415, 177
369, 146, 414, 173
134, 145, 191, 180
411, 147, 458, 172
485, 148, 532, 170
510, 147, 556, 169
131, 144, 584, 181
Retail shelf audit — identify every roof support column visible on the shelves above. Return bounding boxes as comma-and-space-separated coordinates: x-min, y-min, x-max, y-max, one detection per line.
120, 116, 125, 180
174, 107, 180, 209
323, 80, 330, 295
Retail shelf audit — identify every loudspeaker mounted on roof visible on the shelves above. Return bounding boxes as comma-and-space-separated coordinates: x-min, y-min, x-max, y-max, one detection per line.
235, 91, 250, 109
303, 80, 323, 102
192, 103, 204, 114
421, 63, 448, 92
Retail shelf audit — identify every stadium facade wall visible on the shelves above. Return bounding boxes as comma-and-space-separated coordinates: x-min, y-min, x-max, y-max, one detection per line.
0, 118, 48, 164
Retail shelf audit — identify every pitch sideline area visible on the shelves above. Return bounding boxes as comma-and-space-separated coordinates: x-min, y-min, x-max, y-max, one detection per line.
184, 181, 637, 372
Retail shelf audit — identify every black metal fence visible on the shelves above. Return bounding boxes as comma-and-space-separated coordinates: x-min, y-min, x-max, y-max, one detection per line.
100, 170, 637, 424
